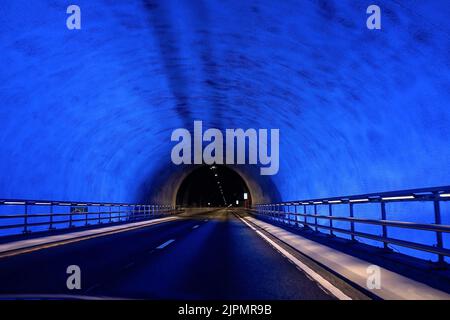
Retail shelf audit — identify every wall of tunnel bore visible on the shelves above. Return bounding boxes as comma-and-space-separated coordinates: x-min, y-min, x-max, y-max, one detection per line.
0, 0, 449, 208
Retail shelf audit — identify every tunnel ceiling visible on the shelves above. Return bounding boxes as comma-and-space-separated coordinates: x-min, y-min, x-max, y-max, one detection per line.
1, 1, 449, 204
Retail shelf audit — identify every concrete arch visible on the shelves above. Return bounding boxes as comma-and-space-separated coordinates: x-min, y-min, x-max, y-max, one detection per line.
0, 1, 449, 205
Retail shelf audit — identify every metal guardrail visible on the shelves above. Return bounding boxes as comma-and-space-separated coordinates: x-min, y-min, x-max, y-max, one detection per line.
0, 199, 181, 237
254, 186, 450, 264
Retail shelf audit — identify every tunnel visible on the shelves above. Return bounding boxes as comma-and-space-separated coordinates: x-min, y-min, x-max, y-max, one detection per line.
0, 1, 449, 207
175, 165, 252, 208
0, 0, 450, 303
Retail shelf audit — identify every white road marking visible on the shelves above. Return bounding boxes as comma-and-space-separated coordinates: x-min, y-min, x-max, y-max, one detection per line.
237, 216, 352, 301
192, 225, 199, 229
156, 239, 175, 250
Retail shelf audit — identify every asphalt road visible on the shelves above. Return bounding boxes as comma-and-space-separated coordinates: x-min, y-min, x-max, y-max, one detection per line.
0, 209, 333, 300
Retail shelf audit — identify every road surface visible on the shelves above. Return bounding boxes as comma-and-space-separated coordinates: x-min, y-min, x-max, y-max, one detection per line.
0, 209, 333, 300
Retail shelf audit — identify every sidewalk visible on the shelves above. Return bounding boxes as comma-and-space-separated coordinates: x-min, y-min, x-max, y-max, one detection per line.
242, 215, 450, 300
0, 216, 179, 258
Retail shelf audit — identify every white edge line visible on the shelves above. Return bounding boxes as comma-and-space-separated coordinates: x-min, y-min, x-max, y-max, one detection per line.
238, 216, 352, 301
192, 225, 199, 229
156, 239, 175, 250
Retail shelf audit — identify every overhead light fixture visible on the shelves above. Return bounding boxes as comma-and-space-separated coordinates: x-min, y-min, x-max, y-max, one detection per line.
381, 196, 414, 201
349, 199, 369, 203
440, 193, 450, 198
328, 200, 342, 204
243, 193, 248, 200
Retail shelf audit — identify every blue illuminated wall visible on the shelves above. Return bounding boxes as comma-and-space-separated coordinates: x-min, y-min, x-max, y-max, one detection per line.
1, 0, 449, 210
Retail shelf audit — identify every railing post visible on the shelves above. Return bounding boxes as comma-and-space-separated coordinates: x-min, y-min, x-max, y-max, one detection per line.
109, 206, 112, 223
284, 205, 288, 224
303, 204, 307, 226
69, 207, 73, 228
294, 204, 299, 227
328, 204, 334, 236
49, 204, 54, 230
98, 206, 102, 224
314, 204, 318, 232
349, 203, 355, 242
85, 207, 89, 226
381, 202, 389, 250
433, 193, 444, 265
23, 204, 29, 234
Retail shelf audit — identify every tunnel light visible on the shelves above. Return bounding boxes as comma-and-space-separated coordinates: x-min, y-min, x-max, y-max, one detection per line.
215, 174, 218, 177
236, 200, 239, 205
349, 198, 369, 203
59, 203, 72, 206
35, 202, 52, 205
440, 193, 450, 198
244, 193, 248, 200
313, 201, 323, 204
301, 202, 309, 205
328, 200, 342, 204
381, 195, 415, 201
4, 201, 26, 205
77, 203, 88, 206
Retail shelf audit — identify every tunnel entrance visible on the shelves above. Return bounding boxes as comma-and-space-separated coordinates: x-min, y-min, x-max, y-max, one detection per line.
176, 165, 251, 208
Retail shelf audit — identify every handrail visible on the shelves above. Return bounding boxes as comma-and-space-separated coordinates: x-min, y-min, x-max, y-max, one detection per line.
254, 186, 450, 265
0, 200, 181, 237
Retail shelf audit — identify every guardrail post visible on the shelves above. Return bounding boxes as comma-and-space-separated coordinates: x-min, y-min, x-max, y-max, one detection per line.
284, 205, 288, 224
328, 204, 334, 236
314, 204, 318, 232
98, 206, 102, 224
109, 206, 112, 223
294, 204, 299, 227
69, 207, 73, 228
433, 193, 444, 265
349, 203, 355, 242
381, 202, 389, 250
85, 207, 89, 226
49, 204, 54, 230
23, 204, 29, 234
303, 204, 307, 226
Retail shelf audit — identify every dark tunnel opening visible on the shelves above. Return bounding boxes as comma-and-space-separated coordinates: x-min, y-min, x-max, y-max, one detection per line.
176, 165, 251, 208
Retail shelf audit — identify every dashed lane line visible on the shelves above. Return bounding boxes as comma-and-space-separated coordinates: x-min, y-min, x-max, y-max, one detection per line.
156, 239, 176, 250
